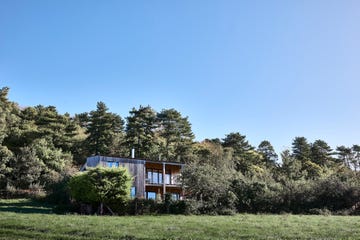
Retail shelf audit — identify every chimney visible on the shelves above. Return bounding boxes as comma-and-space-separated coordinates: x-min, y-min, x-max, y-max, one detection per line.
131, 148, 135, 159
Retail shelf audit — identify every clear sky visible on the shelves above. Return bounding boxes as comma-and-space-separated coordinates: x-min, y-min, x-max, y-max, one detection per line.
1, 0, 359, 154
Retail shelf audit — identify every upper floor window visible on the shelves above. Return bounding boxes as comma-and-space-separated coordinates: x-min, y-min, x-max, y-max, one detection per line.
107, 162, 119, 168
165, 171, 171, 185
146, 169, 163, 184
146, 169, 175, 185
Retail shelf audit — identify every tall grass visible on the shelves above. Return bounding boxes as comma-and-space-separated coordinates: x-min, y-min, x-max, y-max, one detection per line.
0, 199, 360, 239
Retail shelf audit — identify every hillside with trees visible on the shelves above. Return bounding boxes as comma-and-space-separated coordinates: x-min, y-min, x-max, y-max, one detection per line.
0, 86, 359, 215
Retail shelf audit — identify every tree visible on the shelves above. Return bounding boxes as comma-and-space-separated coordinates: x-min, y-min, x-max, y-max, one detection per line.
181, 162, 236, 214
292, 137, 311, 163
124, 106, 157, 158
222, 132, 254, 155
310, 139, 334, 166
193, 138, 236, 174
0, 87, 18, 188
257, 140, 278, 168
352, 145, 360, 172
69, 167, 132, 215
30, 138, 73, 187
157, 108, 194, 162
222, 132, 259, 173
5, 105, 81, 159
10, 146, 44, 189
336, 146, 353, 169
280, 150, 303, 180
86, 102, 124, 155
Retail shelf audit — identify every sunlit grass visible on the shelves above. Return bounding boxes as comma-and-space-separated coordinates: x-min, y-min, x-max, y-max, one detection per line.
0, 199, 360, 239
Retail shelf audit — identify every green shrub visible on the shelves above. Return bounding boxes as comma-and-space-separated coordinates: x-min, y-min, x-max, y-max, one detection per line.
127, 198, 161, 215
68, 167, 132, 215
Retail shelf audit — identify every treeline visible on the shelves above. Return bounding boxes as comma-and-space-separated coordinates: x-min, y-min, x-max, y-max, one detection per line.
184, 136, 360, 214
0, 86, 359, 215
0, 87, 194, 192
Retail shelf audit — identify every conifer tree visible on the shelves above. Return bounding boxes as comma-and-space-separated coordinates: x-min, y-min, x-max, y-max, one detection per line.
157, 108, 194, 162
124, 105, 157, 158
86, 102, 124, 155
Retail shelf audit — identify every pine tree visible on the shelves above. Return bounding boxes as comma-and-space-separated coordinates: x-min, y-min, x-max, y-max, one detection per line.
258, 140, 278, 168
310, 139, 334, 166
222, 132, 257, 173
291, 137, 311, 163
86, 102, 124, 155
124, 105, 157, 158
157, 108, 194, 162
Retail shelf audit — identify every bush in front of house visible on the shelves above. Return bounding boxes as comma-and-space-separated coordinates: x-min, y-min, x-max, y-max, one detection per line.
68, 167, 132, 215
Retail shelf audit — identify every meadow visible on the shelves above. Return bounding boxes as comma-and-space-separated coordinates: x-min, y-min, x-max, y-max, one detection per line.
0, 199, 360, 240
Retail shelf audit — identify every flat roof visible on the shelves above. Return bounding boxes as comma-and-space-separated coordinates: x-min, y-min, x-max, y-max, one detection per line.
93, 155, 185, 166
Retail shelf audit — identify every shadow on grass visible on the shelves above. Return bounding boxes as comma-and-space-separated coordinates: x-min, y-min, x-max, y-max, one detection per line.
0, 199, 54, 214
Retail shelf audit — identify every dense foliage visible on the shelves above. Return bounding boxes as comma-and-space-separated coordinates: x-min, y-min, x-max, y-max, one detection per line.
68, 167, 132, 215
1, 86, 359, 215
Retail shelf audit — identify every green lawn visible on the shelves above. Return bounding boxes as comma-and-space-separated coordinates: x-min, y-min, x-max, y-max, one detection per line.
0, 199, 360, 240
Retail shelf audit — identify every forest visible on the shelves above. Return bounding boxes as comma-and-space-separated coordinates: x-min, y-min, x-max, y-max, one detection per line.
0, 86, 359, 215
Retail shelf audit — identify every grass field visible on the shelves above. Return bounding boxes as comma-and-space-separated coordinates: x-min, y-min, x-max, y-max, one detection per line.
0, 199, 360, 240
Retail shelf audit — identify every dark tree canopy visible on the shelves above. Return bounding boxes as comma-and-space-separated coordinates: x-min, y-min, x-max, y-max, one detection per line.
86, 102, 124, 155
157, 108, 194, 162
124, 105, 157, 159
310, 139, 334, 166
222, 132, 254, 155
292, 137, 311, 163
258, 140, 278, 168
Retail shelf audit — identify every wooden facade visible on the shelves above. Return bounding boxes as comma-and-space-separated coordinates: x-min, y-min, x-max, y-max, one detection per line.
82, 156, 184, 200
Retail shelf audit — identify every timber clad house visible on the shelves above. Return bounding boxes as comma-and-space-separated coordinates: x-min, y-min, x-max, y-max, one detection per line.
81, 156, 184, 200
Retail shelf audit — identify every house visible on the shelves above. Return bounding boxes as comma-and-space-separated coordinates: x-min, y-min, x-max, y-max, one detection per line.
82, 155, 184, 200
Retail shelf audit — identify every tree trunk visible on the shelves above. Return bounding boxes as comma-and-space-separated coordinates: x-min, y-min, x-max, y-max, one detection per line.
99, 202, 104, 215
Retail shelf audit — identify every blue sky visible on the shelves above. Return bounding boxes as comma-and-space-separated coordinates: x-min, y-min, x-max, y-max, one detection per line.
1, 0, 360, 154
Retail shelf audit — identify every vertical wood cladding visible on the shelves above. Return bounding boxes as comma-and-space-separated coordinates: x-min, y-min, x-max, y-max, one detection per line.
83, 156, 184, 199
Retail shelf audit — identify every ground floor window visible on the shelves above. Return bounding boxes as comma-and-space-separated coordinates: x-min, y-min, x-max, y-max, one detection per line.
171, 193, 180, 200
146, 191, 156, 200
130, 187, 136, 198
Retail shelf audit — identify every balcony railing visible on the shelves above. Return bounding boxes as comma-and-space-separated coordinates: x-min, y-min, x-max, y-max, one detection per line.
145, 174, 181, 185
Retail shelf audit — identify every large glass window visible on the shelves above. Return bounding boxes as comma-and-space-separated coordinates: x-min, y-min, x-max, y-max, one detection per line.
146, 169, 163, 184
147, 170, 152, 183
152, 171, 158, 183
159, 172, 163, 183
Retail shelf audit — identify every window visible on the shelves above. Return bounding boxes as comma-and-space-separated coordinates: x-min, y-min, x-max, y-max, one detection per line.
146, 192, 156, 200
147, 170, 152, 183
130, 187, 136, 198
146, 169, 163, 184
159, 172, 163, 184
165, 171, 171, 185
152, 170, 158, 183
107, 161, 119, 168
171, 193, 180, 201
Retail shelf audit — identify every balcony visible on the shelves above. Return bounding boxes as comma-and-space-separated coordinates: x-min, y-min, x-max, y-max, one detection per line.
145, 171, 181, 186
